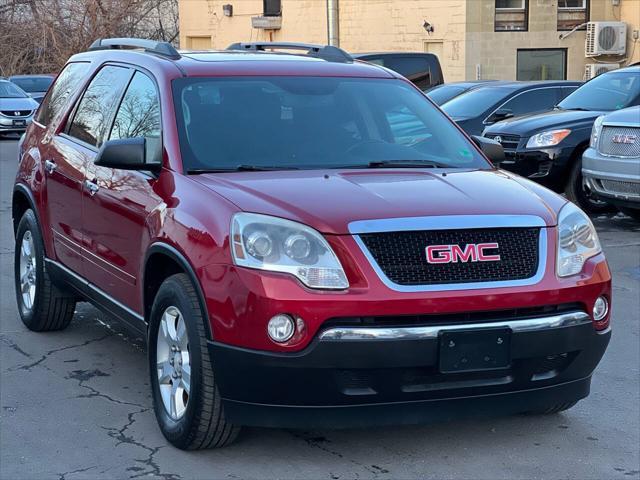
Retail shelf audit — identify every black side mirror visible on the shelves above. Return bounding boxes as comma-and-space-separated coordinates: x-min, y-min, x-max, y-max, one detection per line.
472, 135, 505, 165
488, 108, 513, 124
94, 137, 159, 172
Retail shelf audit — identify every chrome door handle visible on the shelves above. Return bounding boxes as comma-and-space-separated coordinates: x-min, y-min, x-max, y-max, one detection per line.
44, 160, 57, 174
84, 179, 100, 196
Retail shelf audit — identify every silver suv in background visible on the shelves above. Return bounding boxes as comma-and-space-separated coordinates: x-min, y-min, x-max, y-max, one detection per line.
583, 106, 640, 220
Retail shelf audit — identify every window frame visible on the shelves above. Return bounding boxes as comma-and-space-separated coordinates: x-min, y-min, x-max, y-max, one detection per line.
494, 0, 529, 32
33, 61, 91, 129
483, 86, 564, 125
557, 0, 589, 31
515, 48, 568, 82
108, 69, 163, 165
63, 63, 163, 159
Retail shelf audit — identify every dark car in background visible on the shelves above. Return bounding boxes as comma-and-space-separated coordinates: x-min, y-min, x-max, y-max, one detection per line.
353, 52, 443, 91
483, 66, 640, 213
9, 74, 55, 103
426, 80, 497, 106
442, 81, 581, 136
0, 79, 39, 135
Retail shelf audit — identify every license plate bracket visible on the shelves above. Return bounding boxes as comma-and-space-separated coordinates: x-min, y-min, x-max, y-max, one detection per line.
439, 328, 511, 373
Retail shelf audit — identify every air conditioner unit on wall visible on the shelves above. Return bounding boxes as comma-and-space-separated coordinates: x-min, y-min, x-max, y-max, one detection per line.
585, 22, 627, 56
584, 63, 619, 80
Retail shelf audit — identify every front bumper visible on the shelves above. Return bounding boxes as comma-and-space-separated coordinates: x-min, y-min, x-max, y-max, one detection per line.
0, 115, 32, 132
497, 145, 575, 191
583, 147, 640, 208
212, 311, 610, 428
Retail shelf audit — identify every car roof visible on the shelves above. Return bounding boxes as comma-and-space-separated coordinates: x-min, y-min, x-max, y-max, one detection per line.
9, 74, 55, 79
71, 48, 399, 79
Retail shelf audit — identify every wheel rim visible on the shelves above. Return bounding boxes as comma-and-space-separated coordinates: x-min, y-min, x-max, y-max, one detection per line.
19, 231, 37, 312
156, 306, 191, 420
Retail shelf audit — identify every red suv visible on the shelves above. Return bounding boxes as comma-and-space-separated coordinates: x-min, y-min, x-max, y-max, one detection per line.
13, 39, 611, 450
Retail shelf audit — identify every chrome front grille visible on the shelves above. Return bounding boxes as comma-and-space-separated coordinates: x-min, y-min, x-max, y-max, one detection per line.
600, 179, 640, 197
599, 126, 640, 157
485, 133, 520, 151
0, 110, 33, 117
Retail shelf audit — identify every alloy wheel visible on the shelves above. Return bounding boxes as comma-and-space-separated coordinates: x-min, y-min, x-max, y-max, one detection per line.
19, 230, 37, 312
156, 306, 191, 420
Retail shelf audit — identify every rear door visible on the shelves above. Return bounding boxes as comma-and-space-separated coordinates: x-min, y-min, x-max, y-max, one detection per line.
81, 70, 163, 313
37, 62, 91, 274
59, 65, 133, 275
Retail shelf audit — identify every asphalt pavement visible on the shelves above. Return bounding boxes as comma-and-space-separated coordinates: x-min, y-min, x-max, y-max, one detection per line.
1, 136, 639, 480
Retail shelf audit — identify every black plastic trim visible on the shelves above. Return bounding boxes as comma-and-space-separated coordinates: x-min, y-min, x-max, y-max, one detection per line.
12, 183, 40, 233
45, 259, 146, 337
144, 243, 213, 340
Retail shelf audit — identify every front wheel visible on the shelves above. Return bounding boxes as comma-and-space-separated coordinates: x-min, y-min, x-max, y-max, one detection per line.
619, 207, 640, 222
148, 273, 240, 450
565, 159, 614, 214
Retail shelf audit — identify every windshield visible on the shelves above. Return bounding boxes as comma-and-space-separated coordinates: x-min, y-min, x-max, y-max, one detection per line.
558, 71, 640, 111
172, 77, 489, 172
426, 85, 467, 105
442, 87, 513, 118
10, 76, 53, 93
0, 81, 28, 98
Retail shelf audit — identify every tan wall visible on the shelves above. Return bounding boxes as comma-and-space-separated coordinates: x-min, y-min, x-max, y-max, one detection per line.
179, 0, 640, 82
620, 0, 640, 65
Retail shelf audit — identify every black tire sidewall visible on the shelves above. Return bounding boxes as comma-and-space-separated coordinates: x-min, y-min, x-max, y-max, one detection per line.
148, 275, 205, 447
14, 210, 45, 327
567, 158, 613, 214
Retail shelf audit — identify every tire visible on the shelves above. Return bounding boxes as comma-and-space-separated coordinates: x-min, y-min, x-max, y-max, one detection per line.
565, 158, 615, 214
148, 273, 240, 450
526, 401, 578, 415
619, 207, 640, 222
14, 209, 76, 331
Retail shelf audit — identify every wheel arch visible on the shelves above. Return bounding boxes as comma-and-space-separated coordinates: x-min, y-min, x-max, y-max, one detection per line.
143, 243, 213, 340
12, 184, 39, 236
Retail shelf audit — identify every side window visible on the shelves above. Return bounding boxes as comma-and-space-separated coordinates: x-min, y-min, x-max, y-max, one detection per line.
501, 88, 559, 116
109, 71, 161, 162
67, 66, 132, 147
36, 62, 90, 126
386, 57, 431, 90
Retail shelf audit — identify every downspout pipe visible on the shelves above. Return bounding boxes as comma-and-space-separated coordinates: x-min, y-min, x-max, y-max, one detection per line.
327, 0, 339, 47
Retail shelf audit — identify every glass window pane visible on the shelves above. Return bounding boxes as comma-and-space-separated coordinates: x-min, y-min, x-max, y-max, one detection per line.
501, 88, 560, 116
558, 0, 585, 8
516, 50, 566, 81
36, 62, 90, 126
172, 77, 488, 171
109, 72, 161, 162
68, 66, 132, 147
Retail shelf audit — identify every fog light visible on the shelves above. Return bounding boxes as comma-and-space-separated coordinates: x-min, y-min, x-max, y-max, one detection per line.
593, 296, 608, 321
267, 314, 295, 343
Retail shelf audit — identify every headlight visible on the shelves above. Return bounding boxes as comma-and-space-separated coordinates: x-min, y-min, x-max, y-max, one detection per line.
590, 115, 605, 149
556, 202, 601, 277
231, 213, 349, 290
526, 129, 572, 149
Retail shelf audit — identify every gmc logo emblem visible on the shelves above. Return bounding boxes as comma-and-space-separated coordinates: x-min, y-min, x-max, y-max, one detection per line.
426, 243, 501, 264
612, 134, 637, 144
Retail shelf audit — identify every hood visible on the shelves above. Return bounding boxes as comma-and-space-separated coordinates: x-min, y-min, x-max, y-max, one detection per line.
601, 105, 640, 124
0, 97, 39, 111
192, 168, 562, 234
484, 108, 603, 136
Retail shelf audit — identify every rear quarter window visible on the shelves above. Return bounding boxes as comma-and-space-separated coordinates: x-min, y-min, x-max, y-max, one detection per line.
36, 62, 90, 126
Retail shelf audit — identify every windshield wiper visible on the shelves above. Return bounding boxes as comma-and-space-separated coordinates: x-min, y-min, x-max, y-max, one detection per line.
188, 165, 299, 174
562, 107, 591, 111
365, 159, 451, 169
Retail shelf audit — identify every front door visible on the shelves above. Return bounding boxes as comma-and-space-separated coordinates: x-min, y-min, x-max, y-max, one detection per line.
80, 70, 163, 314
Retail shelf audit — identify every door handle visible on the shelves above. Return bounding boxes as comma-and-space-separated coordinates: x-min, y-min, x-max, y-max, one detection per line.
84, 179, 100, 196
44, 160, 57, 174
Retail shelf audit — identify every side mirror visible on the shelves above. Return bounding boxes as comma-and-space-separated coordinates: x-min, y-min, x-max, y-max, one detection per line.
94, 137, 158, 171
472, 135, 505, 165
487, 108, 513, 124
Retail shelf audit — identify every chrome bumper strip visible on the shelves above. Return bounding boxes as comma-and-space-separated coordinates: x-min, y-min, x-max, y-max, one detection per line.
318, 311, 591, 342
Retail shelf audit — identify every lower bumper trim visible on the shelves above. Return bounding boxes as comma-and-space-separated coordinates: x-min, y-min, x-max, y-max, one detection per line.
222, 376, 591, 428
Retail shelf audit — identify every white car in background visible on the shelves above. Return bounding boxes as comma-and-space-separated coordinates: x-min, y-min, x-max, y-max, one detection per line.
0, 80, 39, 136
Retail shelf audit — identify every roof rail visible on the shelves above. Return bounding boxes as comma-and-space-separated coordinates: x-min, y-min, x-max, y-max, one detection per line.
226, 42, 352, 63
89, 38, 181, 60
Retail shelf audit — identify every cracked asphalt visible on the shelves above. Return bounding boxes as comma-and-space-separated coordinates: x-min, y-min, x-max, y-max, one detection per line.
1, 136, 639, 480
